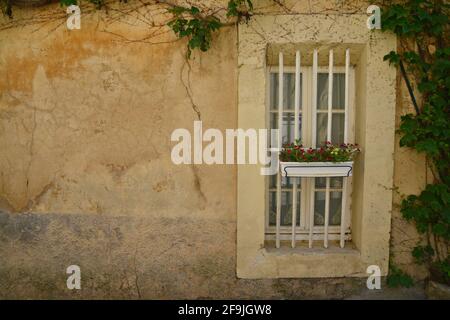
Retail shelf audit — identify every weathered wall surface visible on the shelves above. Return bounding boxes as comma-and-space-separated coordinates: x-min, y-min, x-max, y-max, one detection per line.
390, 63, 429, 280
0, 0, 426, 299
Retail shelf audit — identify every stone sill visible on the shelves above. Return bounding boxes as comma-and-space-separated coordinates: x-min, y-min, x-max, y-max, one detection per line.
264, 241, 359, 256
238, 242, 364, 279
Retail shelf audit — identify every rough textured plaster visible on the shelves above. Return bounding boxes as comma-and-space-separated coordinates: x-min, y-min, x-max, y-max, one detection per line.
0, 9, 236, 218
390, 53, 429, 280
1, 212, 425, 299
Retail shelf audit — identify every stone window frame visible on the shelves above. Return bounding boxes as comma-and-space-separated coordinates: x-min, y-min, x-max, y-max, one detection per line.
237, 14, 397, 278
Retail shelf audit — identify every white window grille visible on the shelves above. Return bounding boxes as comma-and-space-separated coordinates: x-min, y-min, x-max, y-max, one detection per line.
266, 49, 355, 249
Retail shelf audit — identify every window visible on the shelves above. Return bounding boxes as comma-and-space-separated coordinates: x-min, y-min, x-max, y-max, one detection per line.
237, 14, 397, 279
265, 63, 355, 247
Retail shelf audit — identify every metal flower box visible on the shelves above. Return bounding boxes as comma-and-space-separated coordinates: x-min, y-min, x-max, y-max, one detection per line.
280, 161, 354, 177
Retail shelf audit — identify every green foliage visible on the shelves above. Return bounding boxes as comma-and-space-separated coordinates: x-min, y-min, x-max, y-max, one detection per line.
437, 259, 450, 282
387, 264, 415, 288
60, 0, 77, 6
381, 0, 449, 37
382, 0, 449, 284
401, 183, 450, 237
412, 245, 435, 264
167, 1, 253, 58
385, 47, 450, 184
167, 6, 222, 58
227, 0, 253, 21
0, 0, 12, 18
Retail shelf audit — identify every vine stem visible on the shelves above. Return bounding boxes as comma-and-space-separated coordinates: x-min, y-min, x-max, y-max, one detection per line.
399, 59, 421, 115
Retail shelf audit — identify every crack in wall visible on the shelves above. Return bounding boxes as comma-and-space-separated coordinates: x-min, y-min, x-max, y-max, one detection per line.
191, 164, 206, 203
180, 50, 202, 120
21, 182, 54, 213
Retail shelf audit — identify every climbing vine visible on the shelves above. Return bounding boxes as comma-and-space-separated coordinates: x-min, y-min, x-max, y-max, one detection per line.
382, 0, 449, 285
167, 0, 253, 57
1, 0, 253, 58
1, 0, 106, 18
167, 6, 223, 58
0, 0, 11, 17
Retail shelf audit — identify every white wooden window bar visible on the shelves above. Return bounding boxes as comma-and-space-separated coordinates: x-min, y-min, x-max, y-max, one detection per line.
271, 48, 352, 249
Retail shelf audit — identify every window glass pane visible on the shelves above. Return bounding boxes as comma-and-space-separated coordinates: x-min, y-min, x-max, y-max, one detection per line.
270, 176, 301, 188
271, 113, 302, 145
316, 73, 346, 145
316, 113, 327, 146
314, 191, 325, 226
317, 73, 328, 110
317, 73, 345, 110
330, 177, 343, 189
314, 191, 343, 226
285, 73, 294, 110
270, 73, 302, 110
315, 177, 326, 189
269, 191, 301, 227
333, 74, 345, 110
316, 112, 345, 145
270, 175, 276, 188
331, 113, 345, 144
268, 72, 303, 231
329, 191, 342, 225
316, 177, 343, 189
269, 191, 277, 225
270, 73, 277, 110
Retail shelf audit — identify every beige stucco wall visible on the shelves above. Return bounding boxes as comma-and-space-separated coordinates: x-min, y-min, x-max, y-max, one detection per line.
0, 0, 427, 299
390, 62, 430, 280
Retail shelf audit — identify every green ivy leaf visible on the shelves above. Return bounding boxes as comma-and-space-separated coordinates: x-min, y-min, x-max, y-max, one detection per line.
383, 51, 400, 65
60, 0, 77, 6
412, 245, 435, 265
432, 223, 447, 237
